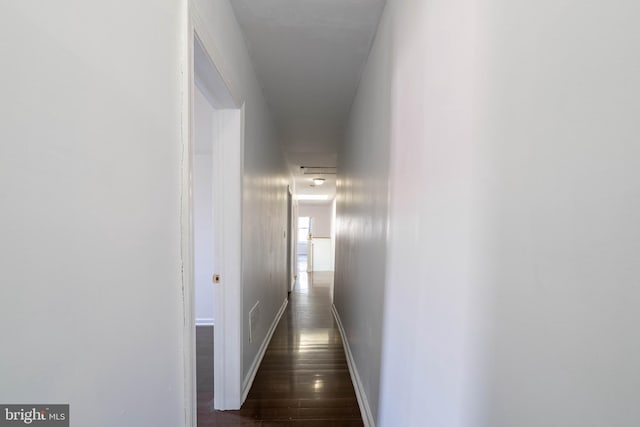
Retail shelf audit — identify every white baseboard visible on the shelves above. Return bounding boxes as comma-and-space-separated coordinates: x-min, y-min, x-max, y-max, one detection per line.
242, 298, 288, 403
332, 304, 376, 427
196, 318, 215, 326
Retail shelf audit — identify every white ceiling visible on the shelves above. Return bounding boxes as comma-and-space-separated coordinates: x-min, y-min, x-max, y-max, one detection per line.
230, 0, 386, 197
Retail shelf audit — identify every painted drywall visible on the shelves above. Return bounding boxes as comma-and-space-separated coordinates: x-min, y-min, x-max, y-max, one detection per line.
191, 0, 290, 387
194, 89, 215, 325
230, 0, 386, 157
311, 239, 333, 272
377, 1, 479, 425
330, 199, 336, 271
475, 1, 640, 425
298, 202, 333, 238
194, 154, 215, 324
0, 1, 186, 426
334, 5, 392, 423
338, 0, 640, 426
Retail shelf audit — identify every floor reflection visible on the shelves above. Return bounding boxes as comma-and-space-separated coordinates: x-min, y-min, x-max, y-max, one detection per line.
295, 329, 330, 353
297, 255, 308, 290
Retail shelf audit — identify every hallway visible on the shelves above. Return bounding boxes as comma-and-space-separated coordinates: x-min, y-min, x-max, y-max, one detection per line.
3, 1, 640, 426
197, 271, 362, 426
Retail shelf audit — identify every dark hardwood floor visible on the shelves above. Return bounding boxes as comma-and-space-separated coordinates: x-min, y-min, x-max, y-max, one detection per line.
196, 268, 363, 426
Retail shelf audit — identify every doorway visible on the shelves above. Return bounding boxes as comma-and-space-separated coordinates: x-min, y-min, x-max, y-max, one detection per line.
297, 216, 312, 273
193, 86, 216, 412
182, 27, 245, 426
286, 187, 294, 294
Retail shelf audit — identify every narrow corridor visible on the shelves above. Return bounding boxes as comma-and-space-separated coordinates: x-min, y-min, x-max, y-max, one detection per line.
197, 271, 363, 426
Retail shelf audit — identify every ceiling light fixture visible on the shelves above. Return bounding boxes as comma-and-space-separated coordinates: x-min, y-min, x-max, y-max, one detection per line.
312, 178, 325, 186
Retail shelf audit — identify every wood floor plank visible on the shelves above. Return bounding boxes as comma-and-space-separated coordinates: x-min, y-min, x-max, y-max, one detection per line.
196, 269, 364, 426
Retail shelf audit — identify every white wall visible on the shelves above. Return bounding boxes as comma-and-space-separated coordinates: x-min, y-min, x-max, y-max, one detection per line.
334, 6, 391, 423
337, 0, 640, 426
311, 239, 333, 272
194, 89, 215, 325
298, 202, 333, 237
0, 1, 186, 426
330, 198, 336, 271
476, 1, 640, 425
190, 0, 290, 388
378, 1, 478, 425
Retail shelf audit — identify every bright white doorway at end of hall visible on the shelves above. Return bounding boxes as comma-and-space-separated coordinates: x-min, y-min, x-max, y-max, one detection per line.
297, 216, 311, 273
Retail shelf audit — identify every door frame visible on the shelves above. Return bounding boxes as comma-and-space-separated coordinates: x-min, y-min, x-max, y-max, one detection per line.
286, 186, 294, 293
182, 3, 244, 425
